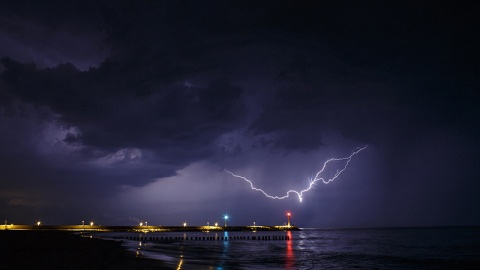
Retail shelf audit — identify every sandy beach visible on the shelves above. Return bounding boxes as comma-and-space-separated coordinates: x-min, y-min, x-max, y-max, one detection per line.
0, 230, 170, 270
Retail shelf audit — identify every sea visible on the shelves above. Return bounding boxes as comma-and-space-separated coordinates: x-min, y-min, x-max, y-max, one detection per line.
93, 227, 480, 269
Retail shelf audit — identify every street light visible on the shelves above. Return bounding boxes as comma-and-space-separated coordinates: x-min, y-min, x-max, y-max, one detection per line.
214, 222, 218, 227
90, 221, 94, 226
139, 222, 143, 226
183, 222, 187, 227
224, 215, 229, 227
36, 221, 41, 226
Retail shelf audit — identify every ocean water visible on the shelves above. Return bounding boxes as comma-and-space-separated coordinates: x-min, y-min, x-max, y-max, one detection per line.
94, 227, 480, 269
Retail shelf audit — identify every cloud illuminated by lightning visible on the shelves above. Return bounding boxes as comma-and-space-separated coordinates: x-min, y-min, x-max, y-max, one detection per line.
225, 145, 368, 202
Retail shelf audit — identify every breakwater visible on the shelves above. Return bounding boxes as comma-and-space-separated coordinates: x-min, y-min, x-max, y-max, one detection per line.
1, 224, 299, 232
110, 234, 291, 241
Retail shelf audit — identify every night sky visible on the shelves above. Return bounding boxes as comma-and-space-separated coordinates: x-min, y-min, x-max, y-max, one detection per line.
1, 1, 479, 228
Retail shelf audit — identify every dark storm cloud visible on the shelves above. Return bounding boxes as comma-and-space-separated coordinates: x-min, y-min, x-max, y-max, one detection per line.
248, 1, 480, 151
0, 57, 245, 165
1, 0, 250, 161
0, 0, 107, 70
0, 0, 479, 226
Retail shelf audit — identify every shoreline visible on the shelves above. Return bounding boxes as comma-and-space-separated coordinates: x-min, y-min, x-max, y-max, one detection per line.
0, 230, 172, 270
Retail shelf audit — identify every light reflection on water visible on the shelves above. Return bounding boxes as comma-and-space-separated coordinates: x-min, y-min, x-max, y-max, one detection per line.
94, 227, 480, 269
285, 231, 294, 270
218, 231, 229, 270
96, 230, 293, 269
176, 256, 183, 270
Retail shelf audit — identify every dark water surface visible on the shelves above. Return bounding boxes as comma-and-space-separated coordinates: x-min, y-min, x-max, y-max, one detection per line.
95, 227, 480, 269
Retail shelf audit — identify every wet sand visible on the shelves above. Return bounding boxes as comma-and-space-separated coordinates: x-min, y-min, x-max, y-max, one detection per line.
0, 230, 171, 270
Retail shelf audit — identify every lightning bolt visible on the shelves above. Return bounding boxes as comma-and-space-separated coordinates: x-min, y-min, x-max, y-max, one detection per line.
225, 145, 368, 203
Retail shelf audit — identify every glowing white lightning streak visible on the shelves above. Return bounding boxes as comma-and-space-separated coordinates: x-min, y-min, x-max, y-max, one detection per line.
225, 145, 368, 203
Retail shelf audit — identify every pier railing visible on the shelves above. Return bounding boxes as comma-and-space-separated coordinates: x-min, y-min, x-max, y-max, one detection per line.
108, 234, 291, 241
